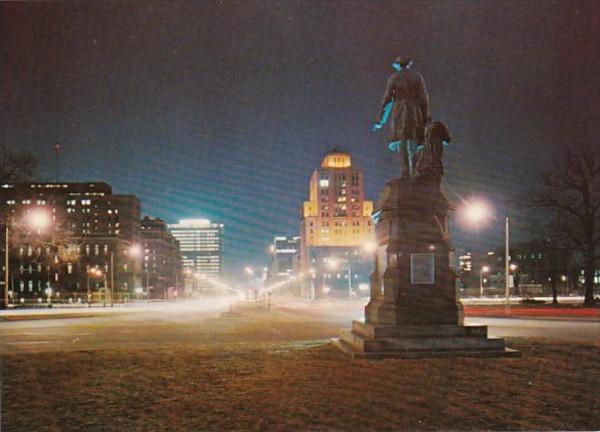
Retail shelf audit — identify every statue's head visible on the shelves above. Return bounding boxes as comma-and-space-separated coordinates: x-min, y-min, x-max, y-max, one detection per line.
392, 55, 413, 71
425, 121, 451, 146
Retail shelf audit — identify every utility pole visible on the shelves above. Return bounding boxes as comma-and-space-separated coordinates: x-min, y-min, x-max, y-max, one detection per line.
3, 223, 9, 309
505, 216, 510, 305
348, 264, 352, 300
54, 142, 61, 183
86, 268, 91, 308
110, 251, 115, 307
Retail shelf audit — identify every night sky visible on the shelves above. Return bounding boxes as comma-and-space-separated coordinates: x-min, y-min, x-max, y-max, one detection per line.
2, 1, 599, 275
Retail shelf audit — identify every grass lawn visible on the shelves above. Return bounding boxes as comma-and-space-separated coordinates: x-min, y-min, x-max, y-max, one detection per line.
1, 311, 599, 431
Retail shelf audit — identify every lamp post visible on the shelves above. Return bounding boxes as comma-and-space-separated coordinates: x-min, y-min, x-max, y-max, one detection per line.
87, 268, 93, 307
3, 221, 9, 309
480, 265, 490, 297
108, 243, 142, 307
45, 287, 53, 305
461, 199, 512, 302
244, 266, 254, 300
509, 263, 518, 297
309, 268, 316, 300
505, 216, 510, 305
87, 267, 103, 307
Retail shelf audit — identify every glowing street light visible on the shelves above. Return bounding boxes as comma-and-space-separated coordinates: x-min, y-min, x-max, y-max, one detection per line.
128, 243, 143, 257
27, 208, 52, 231
480, 265, 490, 297
326, 257, 339, 271
244, 266, 254, 276
461, 199, 493, 227
362, 240, 377, 254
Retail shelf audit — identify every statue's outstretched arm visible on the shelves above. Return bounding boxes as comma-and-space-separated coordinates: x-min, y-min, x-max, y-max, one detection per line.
373, 101, 393, 132
373, 76, 395, 132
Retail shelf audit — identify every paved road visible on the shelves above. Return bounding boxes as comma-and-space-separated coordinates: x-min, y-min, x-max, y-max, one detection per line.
0, 298, 233, 354
465, 317, 599, 342
0, 298, 597, 354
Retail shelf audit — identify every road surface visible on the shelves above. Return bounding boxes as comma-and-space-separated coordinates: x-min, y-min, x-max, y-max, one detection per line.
0, 298, 597, 354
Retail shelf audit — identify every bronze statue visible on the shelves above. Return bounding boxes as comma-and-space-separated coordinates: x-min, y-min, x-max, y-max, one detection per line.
373, 55, 430, 178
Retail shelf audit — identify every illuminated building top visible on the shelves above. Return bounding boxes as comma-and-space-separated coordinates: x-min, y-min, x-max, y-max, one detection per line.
321, 150, 352, 168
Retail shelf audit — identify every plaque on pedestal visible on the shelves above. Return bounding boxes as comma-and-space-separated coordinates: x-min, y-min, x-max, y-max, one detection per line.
410, 253, 434, 285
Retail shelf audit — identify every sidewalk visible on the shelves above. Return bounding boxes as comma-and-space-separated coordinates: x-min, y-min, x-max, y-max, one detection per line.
0, 304, 139, 321
463, 305, 600, 320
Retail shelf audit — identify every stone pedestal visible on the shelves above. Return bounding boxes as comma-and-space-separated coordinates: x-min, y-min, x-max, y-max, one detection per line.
333, 177, 519, 359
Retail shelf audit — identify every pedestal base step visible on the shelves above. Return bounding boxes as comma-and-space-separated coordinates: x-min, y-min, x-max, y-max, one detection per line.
332, 321, 520, 359
331, 337, 520, 359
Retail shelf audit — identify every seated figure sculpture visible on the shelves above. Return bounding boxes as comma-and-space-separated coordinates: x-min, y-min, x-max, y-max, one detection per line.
413, 121, 451, 183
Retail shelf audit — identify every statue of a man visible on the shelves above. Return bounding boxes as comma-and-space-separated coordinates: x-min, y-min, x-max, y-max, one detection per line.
373, 56, 430, 178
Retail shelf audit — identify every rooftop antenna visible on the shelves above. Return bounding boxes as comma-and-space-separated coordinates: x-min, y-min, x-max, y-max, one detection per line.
54, 142, 60, 182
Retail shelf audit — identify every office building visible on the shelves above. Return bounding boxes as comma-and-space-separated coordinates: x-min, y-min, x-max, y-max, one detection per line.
140, 217, 183, 299
167, 218, 224, 293
267, 235, 300, 290
299, 150, 375, 298
0, 182, 141, 303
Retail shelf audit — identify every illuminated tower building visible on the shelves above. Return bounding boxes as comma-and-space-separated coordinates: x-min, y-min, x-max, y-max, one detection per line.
167, 218, 224, 294
267, 235, 300, 288
299, 150, 375, 298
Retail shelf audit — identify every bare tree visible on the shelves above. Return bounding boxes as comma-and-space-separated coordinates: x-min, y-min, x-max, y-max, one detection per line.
530, 143, 600, 305
1, 144, 37, 182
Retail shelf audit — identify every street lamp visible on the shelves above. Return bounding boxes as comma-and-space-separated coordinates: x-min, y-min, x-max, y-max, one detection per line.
244, 266, 255, 300
462, 199, 513, 305
27, 209, 52, 232
309, 268, 316, 300
125, 243, 144, 301
87, 268, 98, 307
362, 240, 377, 255
480, 265, 490, 297
45, 287, 53, 305
106, 243, 142, 307
460, 199, 492, 227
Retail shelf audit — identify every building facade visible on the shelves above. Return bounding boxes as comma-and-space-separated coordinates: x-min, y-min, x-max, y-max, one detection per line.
267, 235, 300, 293
167, 218, 224, 293
0, 182, 142, 304
140, 217, 183, 299
299, 150, 375, 298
